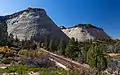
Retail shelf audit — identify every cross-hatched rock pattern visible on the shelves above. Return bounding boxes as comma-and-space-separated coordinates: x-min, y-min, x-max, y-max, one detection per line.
3, 8, 69, 42
61, 24, 110, 42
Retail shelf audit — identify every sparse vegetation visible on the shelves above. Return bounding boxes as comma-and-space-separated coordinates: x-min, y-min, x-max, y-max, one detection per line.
18, 49, 28, 55
0, 66, 68, 75
1, 58, 12, 64
74, 24, 98, 29
0, 7, 120, 75
0, 34, 120, 74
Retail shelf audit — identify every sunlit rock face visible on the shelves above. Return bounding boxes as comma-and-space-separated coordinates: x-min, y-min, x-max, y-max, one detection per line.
61, 24, 110, 42
4, 8, 69, 42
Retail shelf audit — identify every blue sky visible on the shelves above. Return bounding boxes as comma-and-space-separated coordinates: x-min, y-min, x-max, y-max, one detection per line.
0, 0, 120, 38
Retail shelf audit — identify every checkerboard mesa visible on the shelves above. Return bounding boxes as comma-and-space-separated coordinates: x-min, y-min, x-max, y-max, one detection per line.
0, 7, 69, 42
61, 24, 111, 42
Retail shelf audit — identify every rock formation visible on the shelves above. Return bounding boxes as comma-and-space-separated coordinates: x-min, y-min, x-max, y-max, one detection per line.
0, 8, 111, 43
61, 24, 110, 42
0, 7, 69, 42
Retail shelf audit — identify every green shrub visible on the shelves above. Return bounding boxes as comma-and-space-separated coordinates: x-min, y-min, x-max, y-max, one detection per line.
18, 50, 28, 55
1, 58, 12, 64
0, 66, 68, 75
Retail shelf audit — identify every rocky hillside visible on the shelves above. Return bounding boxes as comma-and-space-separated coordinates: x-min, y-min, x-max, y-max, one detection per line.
0, 7, 69, 42
61, 24, 110, 41
0, 8, 111, 43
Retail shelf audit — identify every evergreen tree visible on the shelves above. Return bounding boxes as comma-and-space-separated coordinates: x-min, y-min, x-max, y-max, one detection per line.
48, 39, 59, 52
53, 39, 59, 52
43, 36, 49, 49
15, 35, 19, 42
20, 39, 25, 48
87, 43, 107, 71
48, 39, 54, 51
0, 23, 8, 46
30, 36, 34, 43
81, 43, 91, 63
114, 41, 120, 53
58, 38, 66, 55
65, 38, 79, 60
8, 33, 14, 47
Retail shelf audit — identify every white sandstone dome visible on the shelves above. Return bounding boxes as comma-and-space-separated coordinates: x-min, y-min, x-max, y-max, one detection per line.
61, 24, 110, 42
5, 8, 69, 42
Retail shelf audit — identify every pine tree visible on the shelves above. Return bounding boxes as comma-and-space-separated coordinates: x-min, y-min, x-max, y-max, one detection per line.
58, 38, 66, 55
48, 39, 59, 52
8, 33, 14, 47
43, 36, 49, 49
15, 35, 19, 42
87, 43, 107, 71
10, 34, 14, 41
53, 39, 59, 52
30, 36, 34, 43
114, 41, 120, 53
65, 38, 79, 60
0, 23, 8, 46
48, 39, 54, 51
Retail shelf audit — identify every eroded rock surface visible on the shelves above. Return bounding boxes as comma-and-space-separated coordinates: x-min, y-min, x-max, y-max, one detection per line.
4, 8, 69, 42
61, 24, 110, 42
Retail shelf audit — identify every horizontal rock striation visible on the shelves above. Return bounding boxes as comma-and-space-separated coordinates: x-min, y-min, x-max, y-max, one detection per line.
61, 24, 110, 42
0, 7, 69, 42
0, 8, 111, 43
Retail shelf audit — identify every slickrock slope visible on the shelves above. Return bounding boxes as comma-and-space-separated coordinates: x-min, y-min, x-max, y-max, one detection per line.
61, 24, 110, 42
0, 8, 111, 43
3, 8, 69, 42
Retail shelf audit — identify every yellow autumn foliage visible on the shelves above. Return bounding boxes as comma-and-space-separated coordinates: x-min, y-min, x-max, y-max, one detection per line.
0, 46, 11, 54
